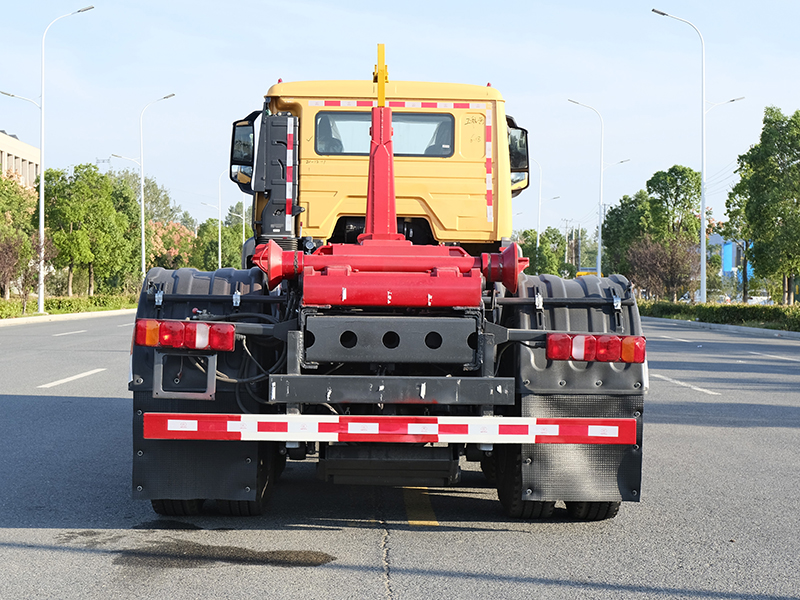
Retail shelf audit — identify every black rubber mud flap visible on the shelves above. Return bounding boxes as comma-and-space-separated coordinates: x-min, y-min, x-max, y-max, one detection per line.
216, 442, 280, 516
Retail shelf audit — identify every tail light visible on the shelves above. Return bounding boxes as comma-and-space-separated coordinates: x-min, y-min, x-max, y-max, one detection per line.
134, 319, 236, 352
546, 333, 645, 364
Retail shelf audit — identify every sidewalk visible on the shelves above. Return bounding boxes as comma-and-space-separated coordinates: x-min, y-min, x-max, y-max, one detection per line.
641, 316, 800, 340
0, 308, 137, 328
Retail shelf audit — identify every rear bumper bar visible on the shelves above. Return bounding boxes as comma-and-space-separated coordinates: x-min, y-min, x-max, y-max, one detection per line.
143, 413, 637, 445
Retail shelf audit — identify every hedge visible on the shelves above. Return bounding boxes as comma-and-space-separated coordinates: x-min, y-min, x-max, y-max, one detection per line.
0, 294, 138, 319
638, 300, 800, 332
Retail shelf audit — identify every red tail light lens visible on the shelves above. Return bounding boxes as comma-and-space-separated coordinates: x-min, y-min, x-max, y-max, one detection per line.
208, 323, 236, 352
546, 333, 572, 360
546, 333, 645, 363
159, 320, 185, 348
596, 335, 622, 362
134, 319, 236, 351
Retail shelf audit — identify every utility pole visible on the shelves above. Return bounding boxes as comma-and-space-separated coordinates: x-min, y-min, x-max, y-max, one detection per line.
561, 218, 573, 264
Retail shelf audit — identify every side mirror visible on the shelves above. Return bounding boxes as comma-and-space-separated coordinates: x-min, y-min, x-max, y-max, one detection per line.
507, 116, 530, 197
229, 110, 260, 191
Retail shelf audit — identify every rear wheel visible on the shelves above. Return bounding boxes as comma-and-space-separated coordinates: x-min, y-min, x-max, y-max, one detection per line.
496, 445, 555, 520
216, 443, 278, 516
566, 501, 621, 521
480, 453, 497, 485
151, 499, 203, 516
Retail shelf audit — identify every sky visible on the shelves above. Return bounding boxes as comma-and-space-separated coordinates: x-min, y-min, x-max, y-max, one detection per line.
2, 0, 799, 238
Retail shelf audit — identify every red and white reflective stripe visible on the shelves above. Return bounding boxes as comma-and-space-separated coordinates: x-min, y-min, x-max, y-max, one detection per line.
286, 118, 295, 233
308, 100, 487, 109
485, 108, 493, 222
144, 413, 637, 445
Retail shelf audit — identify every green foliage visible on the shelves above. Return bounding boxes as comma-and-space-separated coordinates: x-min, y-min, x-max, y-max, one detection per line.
191, 220, 242, 271
0, 294, 138, 319
148, 221, 195, 269
638, 300, 800, 331
225, 201, 253, 238
602, 190, 651, 275
110, 168, 182, 224
646, 165, 701, 240
0, 173, 38, 299
736, 106, 800, 296
44, 167, 93, 273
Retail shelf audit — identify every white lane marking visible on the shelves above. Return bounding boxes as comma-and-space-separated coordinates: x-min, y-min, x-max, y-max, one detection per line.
52, 330, 87, 337
38, 368, 107, 389
658, 335, 691, 343
117, 323, 134, 327
651, 373, 721, 396
748, 351, 800, 363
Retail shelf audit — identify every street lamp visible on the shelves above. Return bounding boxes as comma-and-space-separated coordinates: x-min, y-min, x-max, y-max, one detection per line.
529, 157, 544, 258
652, 8, 710, 301
568, 99, 605, 277
1, 6, 94, 314
201, 196, 222, 270
138, 93, 175, 277
110, 154, 146, 275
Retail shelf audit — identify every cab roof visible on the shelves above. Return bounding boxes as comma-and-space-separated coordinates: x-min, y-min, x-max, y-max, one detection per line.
265, 80, 504, 103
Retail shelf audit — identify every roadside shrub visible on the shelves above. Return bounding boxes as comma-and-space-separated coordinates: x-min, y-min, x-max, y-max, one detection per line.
638, 300, 800, 331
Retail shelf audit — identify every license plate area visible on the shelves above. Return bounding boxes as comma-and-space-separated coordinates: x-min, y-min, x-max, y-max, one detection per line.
153, 351, 217, 400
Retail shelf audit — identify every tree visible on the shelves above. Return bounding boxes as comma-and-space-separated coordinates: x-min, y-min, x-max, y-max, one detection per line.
627, 232, 698, 301
110, 168, 181, 223
43, 168, 92, 296
225, 200, 253, 240
721, 170, 755, 302
191, 220, 242, 271
148, 221, 195, 269
0, 173, 37, 299
19, 233, 56, 314
72, 164, 133, 296
737, 106, 800, 305
646, 165, 701, 240
602, 190, 651, 276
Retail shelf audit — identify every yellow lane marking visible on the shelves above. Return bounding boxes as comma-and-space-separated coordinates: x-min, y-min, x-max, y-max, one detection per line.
403, 487, 439, 527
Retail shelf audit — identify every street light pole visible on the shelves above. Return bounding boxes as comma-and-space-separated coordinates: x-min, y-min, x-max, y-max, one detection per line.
201, 198, 222, 270
35, 6, 95, 313
568, 99, 604, 277
139, 93, 175, 277
529, 157, 544, 262
652, 8, 708, 302
217, 172, 224, 269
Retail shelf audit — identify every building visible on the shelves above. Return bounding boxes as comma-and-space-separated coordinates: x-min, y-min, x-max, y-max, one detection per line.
0, 129, 40, 188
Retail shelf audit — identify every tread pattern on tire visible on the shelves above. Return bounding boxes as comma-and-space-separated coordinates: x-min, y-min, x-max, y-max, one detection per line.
496, 445, 555, 520
566, 501, 621, 521
151, 499, 203, 516
480, 454, 497, 485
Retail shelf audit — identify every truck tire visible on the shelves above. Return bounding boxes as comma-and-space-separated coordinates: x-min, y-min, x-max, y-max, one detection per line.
480, 454, 497, 485
216, 443, 278, 516
566, 501, 621, 521
151, 499, 203, 516
496, 445, 555, 519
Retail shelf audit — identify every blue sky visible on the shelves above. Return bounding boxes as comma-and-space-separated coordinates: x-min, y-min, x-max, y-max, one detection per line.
2, 0, 798, 237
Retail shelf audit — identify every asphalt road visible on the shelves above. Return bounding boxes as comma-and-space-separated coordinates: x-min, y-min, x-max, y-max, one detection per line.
1, 312, 799, 599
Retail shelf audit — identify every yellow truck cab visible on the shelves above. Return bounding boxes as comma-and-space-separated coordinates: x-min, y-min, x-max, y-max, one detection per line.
231, 80, 529, 257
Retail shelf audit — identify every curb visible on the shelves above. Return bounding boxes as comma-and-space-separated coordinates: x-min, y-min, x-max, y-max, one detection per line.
641, 316, 800, 340
0, 308, 137, 328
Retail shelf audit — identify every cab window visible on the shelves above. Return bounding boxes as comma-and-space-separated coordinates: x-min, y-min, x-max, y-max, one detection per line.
315, 111, 454, 157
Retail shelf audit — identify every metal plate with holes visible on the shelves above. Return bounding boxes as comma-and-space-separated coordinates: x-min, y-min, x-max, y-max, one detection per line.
269, 374, 514, 405
153, 351, 217, 400
303, 315, 478, 364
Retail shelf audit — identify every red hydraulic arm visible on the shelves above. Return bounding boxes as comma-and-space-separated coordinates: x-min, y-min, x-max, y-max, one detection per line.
252, 46, 528, 307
